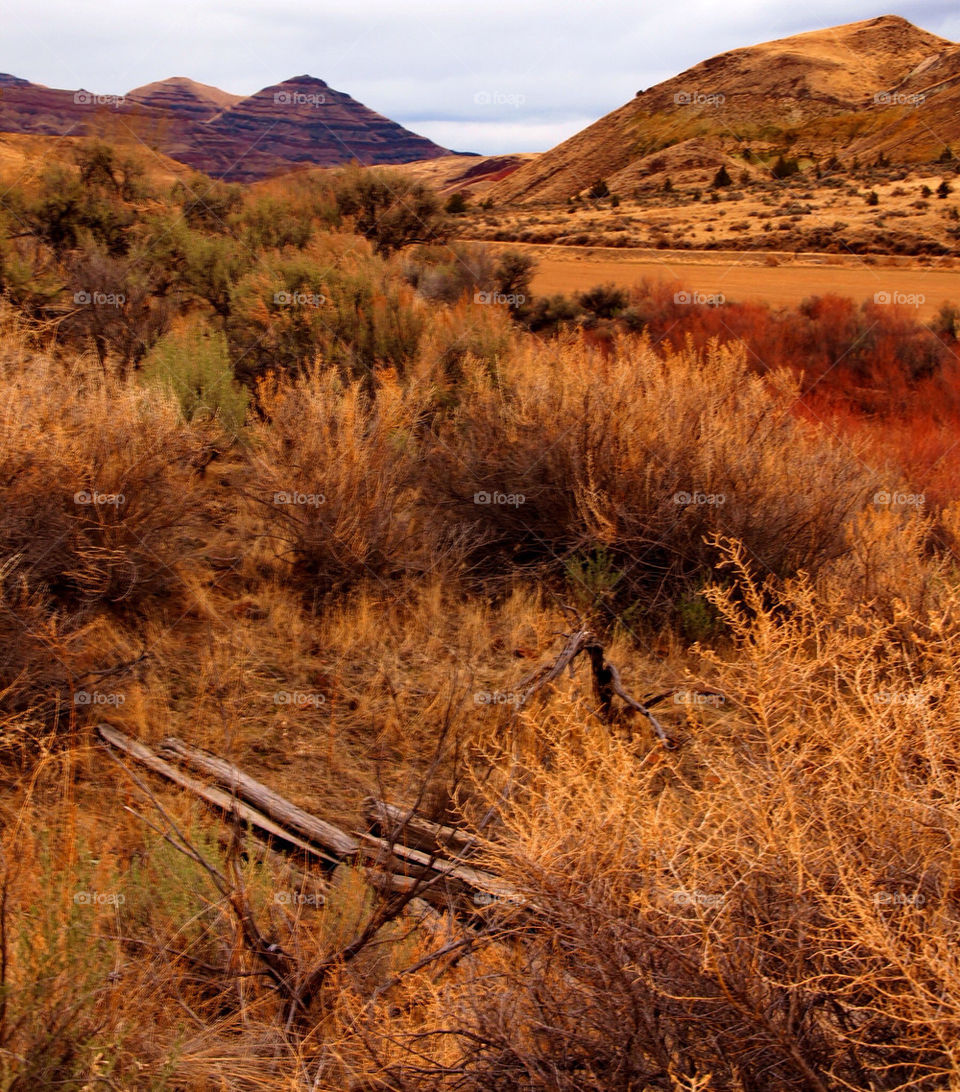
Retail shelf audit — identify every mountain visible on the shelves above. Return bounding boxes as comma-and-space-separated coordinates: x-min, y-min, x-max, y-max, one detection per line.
125, 77, 244, 119
194, 76, 450, 182
0, 74, 450, 180
488, 15, 960, 204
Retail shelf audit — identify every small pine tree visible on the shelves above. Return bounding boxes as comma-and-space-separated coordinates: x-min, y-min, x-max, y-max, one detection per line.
866, 191, 879, 206
712, 166, 733, 188
937, 180, 952, 199
588, 179, 610, 199
445, 192, 469, 215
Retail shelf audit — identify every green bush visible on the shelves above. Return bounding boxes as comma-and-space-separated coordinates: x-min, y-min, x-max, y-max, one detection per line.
141, 323, 248, 433
332, 166, 447, 253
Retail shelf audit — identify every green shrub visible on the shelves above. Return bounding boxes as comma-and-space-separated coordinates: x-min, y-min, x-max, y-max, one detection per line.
141, 323, 248, 433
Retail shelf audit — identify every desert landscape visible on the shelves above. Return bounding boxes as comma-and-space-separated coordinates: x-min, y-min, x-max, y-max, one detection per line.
2, 8, 960, 1091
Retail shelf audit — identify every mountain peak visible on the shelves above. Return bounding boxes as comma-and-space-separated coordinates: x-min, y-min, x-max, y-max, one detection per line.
126, 77, 243, 111
276, 75, 330, 89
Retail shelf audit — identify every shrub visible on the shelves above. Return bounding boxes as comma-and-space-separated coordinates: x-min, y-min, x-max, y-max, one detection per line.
575, 283, 628, 320
331, 166, 447, 253
712, 165, 732, 188
246, 369, 432, 593
771, 155, 800, 180
228, 243, 425, 383
141, 322, 249, 433
426, 337, 874, 615
0, 349, 218, 612
173, 174, 244, 232
403, 242, 497, 304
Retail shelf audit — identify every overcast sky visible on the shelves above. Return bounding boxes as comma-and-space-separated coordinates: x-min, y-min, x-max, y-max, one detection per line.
5, 0, 960, 155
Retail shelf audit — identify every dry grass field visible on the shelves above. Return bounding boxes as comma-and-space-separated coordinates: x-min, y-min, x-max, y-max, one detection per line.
474, 242, 960, 319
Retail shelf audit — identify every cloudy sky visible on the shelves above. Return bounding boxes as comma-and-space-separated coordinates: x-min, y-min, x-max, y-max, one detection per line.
5, 0, 960, 155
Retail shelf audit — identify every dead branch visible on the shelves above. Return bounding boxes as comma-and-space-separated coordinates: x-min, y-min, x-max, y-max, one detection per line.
158, 736, 358, 858
363, 798, 477, 858
98, 725, 343, 864
512, 626, 678, 748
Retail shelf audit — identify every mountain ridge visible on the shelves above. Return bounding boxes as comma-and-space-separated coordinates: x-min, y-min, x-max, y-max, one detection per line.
0, 73, 450, 180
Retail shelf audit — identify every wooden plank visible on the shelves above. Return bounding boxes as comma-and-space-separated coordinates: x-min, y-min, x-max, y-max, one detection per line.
97, 725, 341, 865
158, 736, 359, 858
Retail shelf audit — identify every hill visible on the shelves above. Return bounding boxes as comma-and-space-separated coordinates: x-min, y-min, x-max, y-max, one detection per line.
489, 15, 960, 203
0, 72, 450, 180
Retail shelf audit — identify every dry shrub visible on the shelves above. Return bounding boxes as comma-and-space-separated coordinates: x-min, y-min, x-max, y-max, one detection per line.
246, 369, 437, 595
414, 296, 517, 388
0, 352, 220, 612
327, 539, 960, 1091
428, 334, 875, 607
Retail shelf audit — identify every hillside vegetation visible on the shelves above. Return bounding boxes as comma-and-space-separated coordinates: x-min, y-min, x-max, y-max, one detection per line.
2, 140, 960, 1090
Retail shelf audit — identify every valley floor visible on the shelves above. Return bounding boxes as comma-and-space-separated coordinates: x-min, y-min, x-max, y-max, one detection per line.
475, 240, 960, 320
